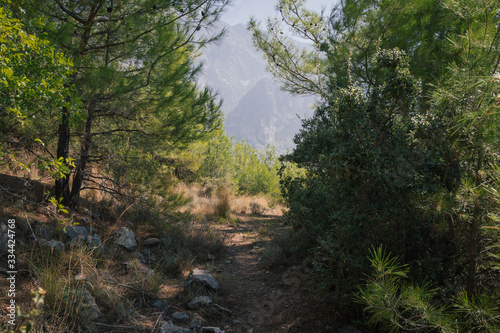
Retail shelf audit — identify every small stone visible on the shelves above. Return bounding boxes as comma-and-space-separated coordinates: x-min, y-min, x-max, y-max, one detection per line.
143, 237, 161, 247
187, 296, 212, 310
67, 235, 86, 248
188, 313, 207, 329
201, 327, 225, 333
160, 321, 192, 333
142, 248, 156, 265
128, 260, 154, 276
171, 311, 190, 324
114, 227, 137, 251
213, 304, 232, 316
0, 223, 10, 252
86, 235, 103, 250
64, 226, 89, 241
184, 268, 219, 292
34, 224, 53, 239
41, 239, 64, 252
63, 286, 101, 320
153, 299, 169, 311
82, 216, 91, 224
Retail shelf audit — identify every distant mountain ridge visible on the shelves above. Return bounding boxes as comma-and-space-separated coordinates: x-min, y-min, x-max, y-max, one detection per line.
197, 22, 315, 154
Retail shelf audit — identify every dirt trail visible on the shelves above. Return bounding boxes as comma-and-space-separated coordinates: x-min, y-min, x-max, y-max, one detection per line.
214, 214, 338, 333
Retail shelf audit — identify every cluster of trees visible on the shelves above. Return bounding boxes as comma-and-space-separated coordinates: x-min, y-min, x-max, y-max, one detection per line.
1, 0, 230, 208
171, 129, 285, 197
251, 0, 500, 328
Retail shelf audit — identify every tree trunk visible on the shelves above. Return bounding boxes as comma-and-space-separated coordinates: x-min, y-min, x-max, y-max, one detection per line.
55, 106, 71, 207
70, 109, 93, 207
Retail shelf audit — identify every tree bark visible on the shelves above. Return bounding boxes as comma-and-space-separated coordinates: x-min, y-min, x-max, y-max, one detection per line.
70, 108, 93, 207
55, 105, 71, 207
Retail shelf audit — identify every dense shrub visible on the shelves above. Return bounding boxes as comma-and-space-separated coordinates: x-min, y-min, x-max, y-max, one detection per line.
281, 49, 454, 300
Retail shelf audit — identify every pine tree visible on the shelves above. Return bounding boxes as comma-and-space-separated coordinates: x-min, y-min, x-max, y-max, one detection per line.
21, 0, 229, 206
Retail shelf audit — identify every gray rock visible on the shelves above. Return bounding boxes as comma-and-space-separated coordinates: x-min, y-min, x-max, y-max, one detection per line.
63, 286, 101, 320
213, 304, 232, 316
188, 313, 207, 330
338, 326, 363, 333
34, 224, 53, 239
127, 260, 154, 276
184, 268, 219, 292
187, 296, 212, 310
67, 235, 86, 248
41, 240, 64, 253
143, 237, 161, 247
171, 312, 190, 324
114, 227, 137, 251
86, 235, 103, 250
201, 328, 225, 333
0, 223, 9, 252
160, 321, 192, 333
142, 248, 156, 265
67, 234, 102, 252
153, 299, 169, 311
82, 216, 91, 224
64, 226, 89, 241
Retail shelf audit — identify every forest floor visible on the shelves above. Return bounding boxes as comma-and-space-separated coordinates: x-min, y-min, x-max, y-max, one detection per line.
209, 214, 341, 333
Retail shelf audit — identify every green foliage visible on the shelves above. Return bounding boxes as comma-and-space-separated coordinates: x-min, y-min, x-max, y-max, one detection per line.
257, 0, 500, 320
181, 129, 284, 197
357, 247, 500, 332
250, 0, 466, 102
16, 0, 230, 206
0, 288, 45, 333
0, 3, 81, 178
198, 129, 237, 184
0, 4, 76, 124
249, 0, 329, 96
233, 142, 280, 196
429, 0, 500, 297
281, 49, 451, 298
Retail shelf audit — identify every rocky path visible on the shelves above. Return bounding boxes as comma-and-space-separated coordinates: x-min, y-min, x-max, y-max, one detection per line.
213, 215, 339, 333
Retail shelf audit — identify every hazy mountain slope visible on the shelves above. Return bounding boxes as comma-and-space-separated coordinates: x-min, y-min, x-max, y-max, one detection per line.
226, 78, 313, 153
198, 22, 316, 153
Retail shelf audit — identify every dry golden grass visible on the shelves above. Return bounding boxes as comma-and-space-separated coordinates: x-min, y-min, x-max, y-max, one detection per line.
173, 183, 284, 220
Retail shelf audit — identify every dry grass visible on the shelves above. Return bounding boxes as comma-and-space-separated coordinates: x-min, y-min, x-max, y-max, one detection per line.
28, 244, 101, 331
174, 183, 284, 220
0, 164, 286, 332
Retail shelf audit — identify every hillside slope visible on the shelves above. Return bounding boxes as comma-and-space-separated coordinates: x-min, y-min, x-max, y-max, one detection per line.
198, 22, 316, 153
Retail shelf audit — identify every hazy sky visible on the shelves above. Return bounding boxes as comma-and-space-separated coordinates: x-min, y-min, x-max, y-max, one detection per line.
222, 0, 335, 26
